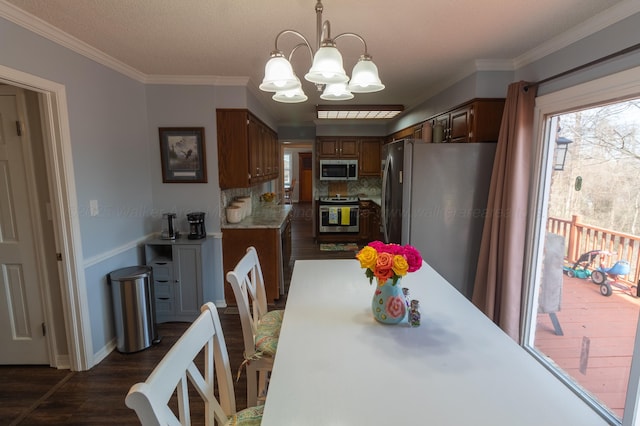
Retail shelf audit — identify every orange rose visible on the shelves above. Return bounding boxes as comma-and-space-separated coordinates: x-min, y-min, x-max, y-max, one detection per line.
374, 252, 394, 283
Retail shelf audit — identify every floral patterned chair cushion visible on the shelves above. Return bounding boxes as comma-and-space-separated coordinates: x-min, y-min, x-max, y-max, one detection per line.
224, 404, 264, 426
254, 309, 284, 356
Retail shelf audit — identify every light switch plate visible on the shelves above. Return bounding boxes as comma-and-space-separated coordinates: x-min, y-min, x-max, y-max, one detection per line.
90, 199, 99, 216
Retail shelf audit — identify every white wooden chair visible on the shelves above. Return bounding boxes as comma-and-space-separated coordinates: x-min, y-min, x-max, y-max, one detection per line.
125, 302, 263, 426
226, 246, 284, 407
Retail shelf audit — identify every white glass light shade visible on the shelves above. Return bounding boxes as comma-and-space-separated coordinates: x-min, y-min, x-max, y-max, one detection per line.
320, 83, 354, 101
304, 45, 349, 84
273, 81, 308, 103
348, 57, 385, 93
259, 54, 299, 92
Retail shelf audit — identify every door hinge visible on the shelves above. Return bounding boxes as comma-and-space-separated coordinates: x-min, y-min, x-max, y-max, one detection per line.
16, 121, 22, 136
56, 253, 62, 261
42, 322, 46, 336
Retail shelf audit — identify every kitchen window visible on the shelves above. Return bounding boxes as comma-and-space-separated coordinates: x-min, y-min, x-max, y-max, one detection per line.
283, 152, 292, 187
523, 66, 640, 425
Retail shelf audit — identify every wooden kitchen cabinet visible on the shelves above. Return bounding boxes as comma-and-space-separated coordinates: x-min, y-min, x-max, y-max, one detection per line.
217, 108, 278, 189
387, 98, 505, 144
316, 136, 382, 177
145, 237, 215, 323
429, 99, 504, 143
222, 212, 292, 304
359, 200, 382, 242
317, 137, 359, 158
358, 138, 382, 177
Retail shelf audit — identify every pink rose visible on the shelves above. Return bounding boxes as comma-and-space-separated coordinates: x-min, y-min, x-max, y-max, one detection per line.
402, 245, 423, 272
368, 241, 386, 251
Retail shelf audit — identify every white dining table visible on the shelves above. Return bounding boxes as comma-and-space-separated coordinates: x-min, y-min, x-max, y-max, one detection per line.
260, 259, 608, 425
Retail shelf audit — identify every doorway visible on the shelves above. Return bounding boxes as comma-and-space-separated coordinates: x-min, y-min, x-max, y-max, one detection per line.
0, 86, 50, 364
0, 65, 89, 371
298, 152, 312, 202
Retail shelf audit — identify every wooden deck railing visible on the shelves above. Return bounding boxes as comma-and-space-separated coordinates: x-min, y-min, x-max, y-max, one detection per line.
547, 215, 640, 286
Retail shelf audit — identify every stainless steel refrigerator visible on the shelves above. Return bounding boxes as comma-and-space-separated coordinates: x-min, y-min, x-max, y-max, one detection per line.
382, 139, 496, 299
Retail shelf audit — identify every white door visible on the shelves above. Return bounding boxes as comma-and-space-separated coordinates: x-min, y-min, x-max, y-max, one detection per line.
0, 86, 48, 364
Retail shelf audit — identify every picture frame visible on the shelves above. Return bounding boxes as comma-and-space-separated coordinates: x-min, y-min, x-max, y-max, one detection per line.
158, 127, 207, 183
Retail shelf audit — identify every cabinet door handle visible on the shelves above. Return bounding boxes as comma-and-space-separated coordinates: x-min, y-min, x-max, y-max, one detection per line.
158, 297, 170, 300
157, 280, 169, 283
155, 262, 167, 265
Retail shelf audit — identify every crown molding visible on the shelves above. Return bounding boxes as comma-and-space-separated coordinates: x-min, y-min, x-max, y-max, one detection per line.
2, 0, 638, 90
513, 0, 640, 69
0, 0, 252, 87
0, 0, 147, 82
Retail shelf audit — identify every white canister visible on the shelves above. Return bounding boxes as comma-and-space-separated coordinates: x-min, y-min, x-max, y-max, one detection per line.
236, 196, 252, 217
230, 201, 245, 219
226, 206, 243, 223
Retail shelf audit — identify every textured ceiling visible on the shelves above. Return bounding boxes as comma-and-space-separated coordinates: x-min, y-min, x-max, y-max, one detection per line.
2, 0, 634, 126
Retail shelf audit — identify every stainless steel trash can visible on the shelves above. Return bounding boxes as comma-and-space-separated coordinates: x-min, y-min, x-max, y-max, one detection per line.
108, 266, 157, 353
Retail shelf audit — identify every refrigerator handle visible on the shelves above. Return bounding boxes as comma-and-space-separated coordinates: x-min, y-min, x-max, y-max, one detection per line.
381, 155, 390, 243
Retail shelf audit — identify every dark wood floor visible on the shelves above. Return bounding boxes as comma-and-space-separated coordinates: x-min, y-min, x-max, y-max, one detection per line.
0, 202, 361, 425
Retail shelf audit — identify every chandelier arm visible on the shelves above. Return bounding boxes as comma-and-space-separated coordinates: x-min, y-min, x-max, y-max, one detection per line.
274, 29, 314, 54
288, 42, 314, 63
333, 32, 369, 55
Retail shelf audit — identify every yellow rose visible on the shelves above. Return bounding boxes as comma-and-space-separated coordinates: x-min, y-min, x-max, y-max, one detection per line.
356, 246, 377, 270
392, 255, 409, 277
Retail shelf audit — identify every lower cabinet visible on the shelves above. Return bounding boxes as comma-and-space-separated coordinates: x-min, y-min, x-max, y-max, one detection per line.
145, 237, 214, 323
359, 200, 382, 242
222, 213, 292, 305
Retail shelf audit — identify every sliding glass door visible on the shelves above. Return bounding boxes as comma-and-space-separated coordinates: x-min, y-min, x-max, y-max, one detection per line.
523, 67, 640, 425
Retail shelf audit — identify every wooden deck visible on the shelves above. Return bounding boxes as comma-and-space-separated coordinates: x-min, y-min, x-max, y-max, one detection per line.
535, 273, 640, 418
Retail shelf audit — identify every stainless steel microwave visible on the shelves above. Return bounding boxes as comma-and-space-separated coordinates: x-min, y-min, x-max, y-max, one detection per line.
319, 159, 358, 181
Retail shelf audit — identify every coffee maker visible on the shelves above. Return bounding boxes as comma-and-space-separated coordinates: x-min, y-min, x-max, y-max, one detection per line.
161, 212, 178, 240
187, 212, 206, 239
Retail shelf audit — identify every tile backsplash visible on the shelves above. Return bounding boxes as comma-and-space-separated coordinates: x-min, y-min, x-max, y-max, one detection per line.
316, 177, 381, 198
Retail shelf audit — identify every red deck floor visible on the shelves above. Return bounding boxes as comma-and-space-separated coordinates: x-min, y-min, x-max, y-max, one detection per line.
535, 274, 640, 418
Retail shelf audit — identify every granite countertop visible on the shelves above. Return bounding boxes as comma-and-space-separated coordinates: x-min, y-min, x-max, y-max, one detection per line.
315, 194, 382, 207
358, 195, 381, 207
222, 203, 293, 229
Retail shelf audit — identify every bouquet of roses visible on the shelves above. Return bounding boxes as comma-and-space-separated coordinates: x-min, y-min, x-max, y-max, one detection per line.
356, 241, 423, 286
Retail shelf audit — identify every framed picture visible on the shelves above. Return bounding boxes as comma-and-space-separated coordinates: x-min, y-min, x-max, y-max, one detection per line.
158, 127, 207, 183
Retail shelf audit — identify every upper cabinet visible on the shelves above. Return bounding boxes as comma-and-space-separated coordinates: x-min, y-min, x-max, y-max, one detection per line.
431, 99, 503, 143
317, 137, 358, 158
316, 137, 382, 177
217, 109, 279, 189
358, 138, 382, 177
432, 104, 473, 143
388, 98, 505, 144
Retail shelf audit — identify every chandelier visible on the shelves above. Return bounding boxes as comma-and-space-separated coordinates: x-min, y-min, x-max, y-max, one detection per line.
259, 0, 385, 103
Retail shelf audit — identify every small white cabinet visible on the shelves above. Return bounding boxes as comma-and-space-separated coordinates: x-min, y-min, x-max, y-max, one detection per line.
144, 236, 215, 323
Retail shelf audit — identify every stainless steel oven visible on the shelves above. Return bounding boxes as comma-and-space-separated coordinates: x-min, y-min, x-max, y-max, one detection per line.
318, 196, 359, 233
